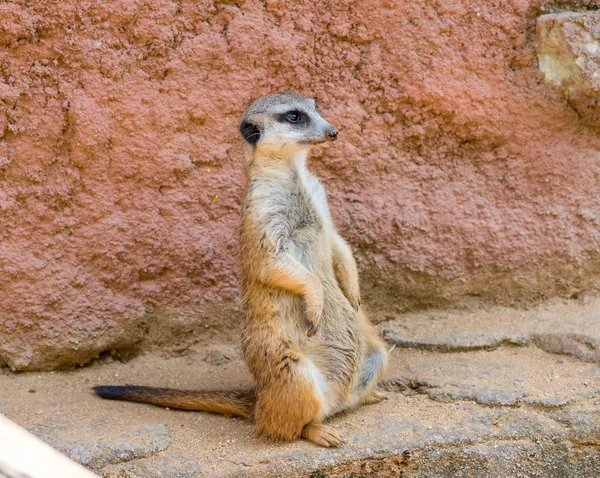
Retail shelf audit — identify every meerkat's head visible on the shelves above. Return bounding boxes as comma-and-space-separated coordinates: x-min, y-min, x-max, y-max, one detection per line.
239, 92, 338, 158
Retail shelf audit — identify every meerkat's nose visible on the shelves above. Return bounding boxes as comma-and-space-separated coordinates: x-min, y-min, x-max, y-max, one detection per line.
327, 129, 338, 141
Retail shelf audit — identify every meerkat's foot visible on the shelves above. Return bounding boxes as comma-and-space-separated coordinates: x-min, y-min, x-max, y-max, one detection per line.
362, 388, 388, 405
301, 423, 344, 447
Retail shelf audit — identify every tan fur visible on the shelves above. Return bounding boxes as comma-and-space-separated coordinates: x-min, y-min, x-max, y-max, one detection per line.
93, 92, 388, 448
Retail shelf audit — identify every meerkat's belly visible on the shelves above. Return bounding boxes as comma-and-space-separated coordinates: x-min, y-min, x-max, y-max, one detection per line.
285, 194, 364, 365
253, 175, 366, 404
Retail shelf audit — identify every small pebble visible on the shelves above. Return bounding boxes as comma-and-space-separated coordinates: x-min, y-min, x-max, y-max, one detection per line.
205, 349, 232, 366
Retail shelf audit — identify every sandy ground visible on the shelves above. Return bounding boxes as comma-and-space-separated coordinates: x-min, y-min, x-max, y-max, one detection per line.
1, 297, 599, 477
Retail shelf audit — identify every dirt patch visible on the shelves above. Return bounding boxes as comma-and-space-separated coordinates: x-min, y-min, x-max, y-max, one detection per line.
1, 298, 599, 476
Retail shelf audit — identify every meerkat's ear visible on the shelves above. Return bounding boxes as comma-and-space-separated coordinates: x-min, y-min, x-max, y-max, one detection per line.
240, 120, 261, 146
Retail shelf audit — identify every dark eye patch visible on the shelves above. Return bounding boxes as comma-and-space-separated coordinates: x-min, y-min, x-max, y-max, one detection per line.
277, 110, 308, 125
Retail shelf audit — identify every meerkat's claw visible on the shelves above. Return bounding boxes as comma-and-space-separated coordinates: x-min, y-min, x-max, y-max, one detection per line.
343, 285, 361, 312
305, 299, 323, 336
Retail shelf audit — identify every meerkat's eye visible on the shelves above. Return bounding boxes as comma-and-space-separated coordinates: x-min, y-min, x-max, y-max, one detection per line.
286, 111, 302, 123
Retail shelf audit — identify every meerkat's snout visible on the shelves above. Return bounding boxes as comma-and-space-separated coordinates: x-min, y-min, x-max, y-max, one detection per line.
309, 117, 338, 145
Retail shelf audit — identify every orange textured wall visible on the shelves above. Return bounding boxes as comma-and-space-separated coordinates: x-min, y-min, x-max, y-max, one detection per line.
1, 0, 599, 370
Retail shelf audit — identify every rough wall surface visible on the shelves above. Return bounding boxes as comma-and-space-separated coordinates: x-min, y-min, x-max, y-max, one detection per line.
1, 0, 600, 370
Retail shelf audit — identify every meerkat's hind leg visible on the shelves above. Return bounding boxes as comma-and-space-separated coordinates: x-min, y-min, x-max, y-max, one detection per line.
361, 387, 388, 405
353, 340, 389, 406
301, 422, 344, 447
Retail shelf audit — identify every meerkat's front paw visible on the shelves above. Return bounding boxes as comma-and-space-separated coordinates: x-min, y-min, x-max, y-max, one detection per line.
334, 261, 361, 311
345, 285, 361, 311
305, 276, 324, 336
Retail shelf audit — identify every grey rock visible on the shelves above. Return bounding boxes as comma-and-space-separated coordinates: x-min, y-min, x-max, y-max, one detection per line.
523, 396, 573, 409
324, 440, 600, 478
103, 457, 207, 478
382, 329, 526, 352
204, 349, 232, 366
532, 333, 600, 363
383, 328, 600, 363
57, 423, 172, 471
380, 346, 597, 410
426, 387, 527, 407
550, 408, 600, 444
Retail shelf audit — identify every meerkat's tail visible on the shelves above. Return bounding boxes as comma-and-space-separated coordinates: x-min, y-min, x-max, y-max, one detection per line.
92, 386, 255, 418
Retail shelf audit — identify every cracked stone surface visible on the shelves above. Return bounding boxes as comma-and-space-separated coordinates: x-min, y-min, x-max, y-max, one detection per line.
1, 298, 599, 476
382, 347, 599, 408
382, 296, 600, 362
36, 423, 172, 472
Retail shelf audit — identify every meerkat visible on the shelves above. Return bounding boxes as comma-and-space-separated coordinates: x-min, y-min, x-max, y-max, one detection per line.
93, 92, 388, 447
